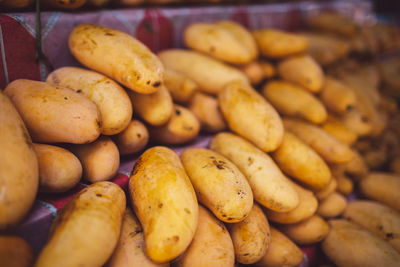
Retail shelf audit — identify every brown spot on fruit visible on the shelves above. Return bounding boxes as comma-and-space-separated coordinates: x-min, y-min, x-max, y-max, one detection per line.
386, 233, 394, 239
152, 81, 161, 87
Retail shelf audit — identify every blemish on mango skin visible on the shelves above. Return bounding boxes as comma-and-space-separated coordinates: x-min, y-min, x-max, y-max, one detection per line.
152, 81, 161, 88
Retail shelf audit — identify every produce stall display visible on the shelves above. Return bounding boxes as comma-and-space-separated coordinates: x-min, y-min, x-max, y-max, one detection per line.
1, 1, 400, 266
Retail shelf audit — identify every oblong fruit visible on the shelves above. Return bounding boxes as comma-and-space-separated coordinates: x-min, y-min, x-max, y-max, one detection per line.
278, 54, 324, 93
158, 49, 248, 95
322, 219, 400, 267
69, 24, 164, 94
46, 66, 132, 135
218, 81, 283, 152
255, 227, 304, 267
210, 132, 299, 212
129, 146, 198, 263
343, 200, 400, 253
228, 203, 270, 264
35, 181, 126, 267
107, 208, 169, 267
359, 172, 400, 211
128, 85, 173, 126
252, 29, 309, 58
0, 91, 38, 230
283, 118, 354, 164
33, 143, 82, 193
69, 136, 120, 183
174, 205, 234, 267
272, 132, 331, 190
4, 79, 101, 144
265, 180, 318, 224
263, 80, 327, 124
184, 22, 255, 64
279, 215, 330, 245
181, 148, 253, 223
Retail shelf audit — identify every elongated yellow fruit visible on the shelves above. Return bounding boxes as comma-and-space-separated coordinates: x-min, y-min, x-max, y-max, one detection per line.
320, 77, 357, 114
216, 21, 258, 61
340, 74, 386, 137
338, 108, 372, 136
218, 81, 283, 152
255, 227, 304, 267
35, 181, 126, 267
149, 105, 200, 145
252, 29, 309, 58
322, 219, 400, 267
263, 80, 327, 124
272, 132, 331, 190
228, 203, 270, 264
184, 22, 256, 64
188, 92, 227, 133
174, 205, 234, 267
128, 85, 173, 126
69, 136, 120, 183
33, 143, 82, 193
107, 208, 169, 267
0, 91, 38, 230
210, 132, 299, 212
279, 215, 330, 245
4, 79, 101, 144
158, 49, 249, 95
322, 115, 357, 145
46, 66, 132, 135
359, 172, 400, 211
278, 54, 324, 93
164, 68, 198, 104
317, 192, 347, 218
129, 147, 198, 263
343, 200, 400, 253
69, 24, 164, 94
181, 148, 253, 223
283, 118, 354, 164
265, 180, 318, 224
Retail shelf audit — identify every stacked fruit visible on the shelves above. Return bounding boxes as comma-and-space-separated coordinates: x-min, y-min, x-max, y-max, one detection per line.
1, 13, 400, 267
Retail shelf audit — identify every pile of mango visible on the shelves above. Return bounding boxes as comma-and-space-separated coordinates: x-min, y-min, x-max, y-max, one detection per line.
1, 12, 400, 267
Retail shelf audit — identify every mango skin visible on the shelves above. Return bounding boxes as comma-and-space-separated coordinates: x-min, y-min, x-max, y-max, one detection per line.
129, 146, 198, 263
4, 79, 101, 144
0, 91, 39, 230
35, 181, 126, 267
69, 24, 164, 94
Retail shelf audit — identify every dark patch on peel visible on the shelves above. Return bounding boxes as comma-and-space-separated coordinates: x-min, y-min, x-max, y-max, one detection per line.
386, 233, 394, 239
152, 81, 161, 87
